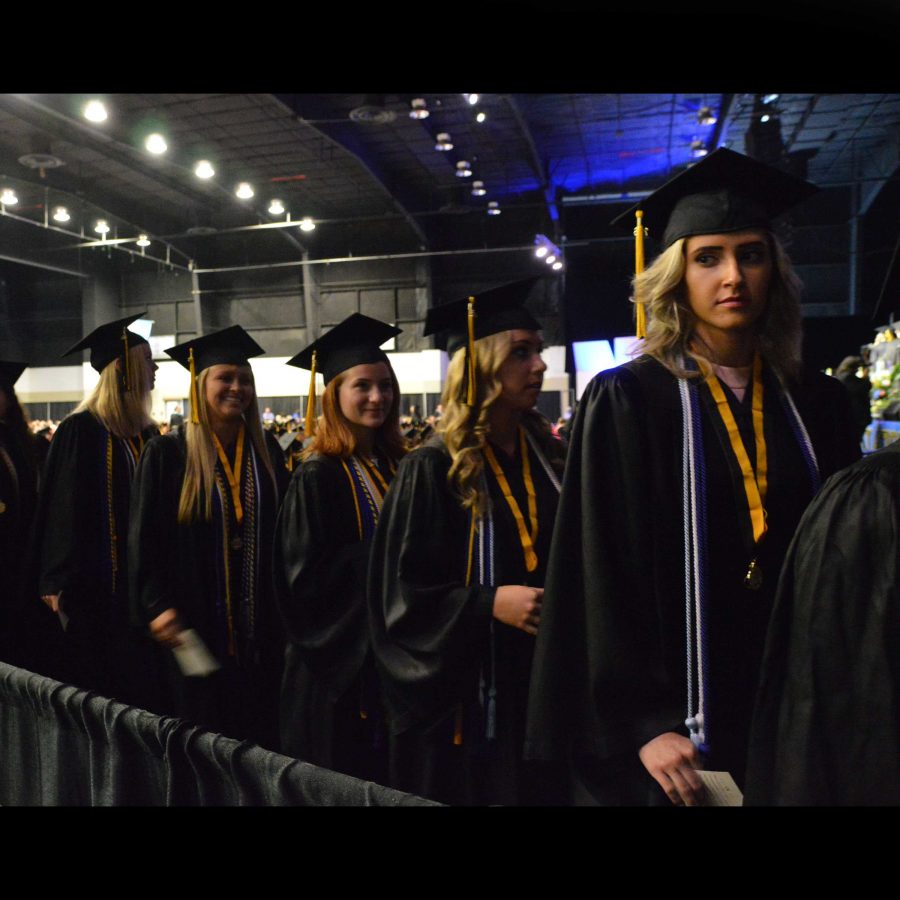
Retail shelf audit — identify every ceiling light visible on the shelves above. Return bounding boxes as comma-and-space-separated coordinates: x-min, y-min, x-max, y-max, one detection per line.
299, 217, 316, 232
464, 94, 480, 106
762, 93, 780, 105
534, 233, 561, 261
145, 133, 168, 155
476, 112, 486, 123
136, 234, 151, 247
471, 180, 486, 196
697, 105, 717, 126
535, 246, 548, 259
455, 160, 472, 178
95, 219, 110, 235
552, 261, 563, 271
194, 160, 215, 179
268, 199, 285, 216
487, 201, 500, 216
409, 98, 430, 120
0, 188, 18, 205
546, 254, 557, 265
83, 100, 108, 123
235, 182, 254, 199
690, 139, 708, 158
52, 206, 70, 223
435, 133, 453, 151
760, 114, 771, 124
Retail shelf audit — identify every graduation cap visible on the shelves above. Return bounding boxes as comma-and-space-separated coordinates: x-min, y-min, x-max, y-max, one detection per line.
166, 325, 266, 424
611, 148, 819, 337
423, 278, 542, 406
61, 312, 150, 389
0, 361, 27, 387
287, 313, 401, 436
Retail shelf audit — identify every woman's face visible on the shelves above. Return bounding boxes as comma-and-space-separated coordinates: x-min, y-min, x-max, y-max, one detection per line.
139, 344, 158, 391
496, 330, 547, 412
683, 229, 773, 341
337, 362, 394, 431
204, 364, 254, 426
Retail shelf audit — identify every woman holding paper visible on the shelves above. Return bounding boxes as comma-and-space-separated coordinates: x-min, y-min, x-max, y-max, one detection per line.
128, 326, 289, 749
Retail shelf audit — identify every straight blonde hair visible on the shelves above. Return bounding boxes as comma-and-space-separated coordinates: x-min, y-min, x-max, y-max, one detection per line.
75, 344, 155, 438
177, 366, 276, 523
634, 231, 804, 384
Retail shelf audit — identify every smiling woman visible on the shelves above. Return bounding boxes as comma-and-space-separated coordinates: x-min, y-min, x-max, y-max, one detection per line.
525, 148, 861, 806
128, 326, 289, 749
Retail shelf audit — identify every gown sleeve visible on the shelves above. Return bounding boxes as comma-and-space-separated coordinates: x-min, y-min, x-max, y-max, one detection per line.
525, 363, 687, 762
272, 457, 371, 697
368, 444, 497, 734
127, 434, 185, 626
745, 449, 900, 805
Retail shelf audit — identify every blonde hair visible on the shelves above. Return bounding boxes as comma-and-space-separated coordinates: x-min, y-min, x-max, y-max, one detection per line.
177, 366, 276, 523
75, 344, 155, 438
438, 331, 562, 516
303, 362, 407, 463
634, 231, 804, 384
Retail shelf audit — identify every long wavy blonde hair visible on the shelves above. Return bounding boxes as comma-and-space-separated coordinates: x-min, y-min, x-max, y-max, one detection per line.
75, 344, 156, 438
633, 230, 804, 384
177, 366, 276, 523
438, 331, 563, 516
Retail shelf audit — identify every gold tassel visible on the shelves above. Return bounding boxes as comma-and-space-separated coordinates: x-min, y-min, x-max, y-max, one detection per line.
634, 209, 647, 340
465, 295, 477, 407
188, 347, 200, 423
121, 329, 132, 392
305, 350, 318, 436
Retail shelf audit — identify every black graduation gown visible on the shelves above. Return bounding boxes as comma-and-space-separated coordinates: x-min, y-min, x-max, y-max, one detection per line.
524, 356, 860, 804
29, 410, 160, 702
368, 432, 563, 806
0, 423, 47, 666
745, 442, 900, 805
273, 452, 394, 781
128, 428, 289, 749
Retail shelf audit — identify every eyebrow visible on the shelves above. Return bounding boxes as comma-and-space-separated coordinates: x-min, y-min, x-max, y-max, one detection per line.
691, 240, 768, 253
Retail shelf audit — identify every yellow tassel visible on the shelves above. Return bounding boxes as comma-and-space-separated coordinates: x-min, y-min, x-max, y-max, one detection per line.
305, 350, 318, 437
465, 296, 477, 407
121, 329, 132, 392
634, 209, 647, 340
188, 347, 200, 424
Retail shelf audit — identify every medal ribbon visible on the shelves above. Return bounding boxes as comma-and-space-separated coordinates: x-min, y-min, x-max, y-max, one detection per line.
698, 352, 768, 546
213, 424, 246, 524
482, 426, 538, 572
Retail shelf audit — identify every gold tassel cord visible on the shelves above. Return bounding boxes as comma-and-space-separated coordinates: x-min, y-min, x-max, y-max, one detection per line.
188, 348, 201, 423
466, 296, 477, 407
305, 350, 318, 437
634, 209, 647, 340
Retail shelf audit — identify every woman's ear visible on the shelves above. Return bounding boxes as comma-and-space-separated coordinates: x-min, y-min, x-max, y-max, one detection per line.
115, 357, 123, 373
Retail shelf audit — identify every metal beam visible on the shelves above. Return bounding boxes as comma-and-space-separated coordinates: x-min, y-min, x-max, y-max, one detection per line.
505, 95, 557, 231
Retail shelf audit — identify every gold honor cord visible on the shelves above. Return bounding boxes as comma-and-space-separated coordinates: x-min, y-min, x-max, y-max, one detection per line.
466, 296, 477, 406
305, 350, 318, 436
340, 459, 365, 540
188, 348, 201, 424
359, 456, 390, 495
699, 353, 768, 588
634, 209, 648, 340
213, 424, 246, 524
482, 426, 539, 573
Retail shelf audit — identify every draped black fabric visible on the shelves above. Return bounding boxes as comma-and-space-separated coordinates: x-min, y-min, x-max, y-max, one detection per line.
524, 357, 860, 802
0, 662, 439, 806
745, 442, 900, 805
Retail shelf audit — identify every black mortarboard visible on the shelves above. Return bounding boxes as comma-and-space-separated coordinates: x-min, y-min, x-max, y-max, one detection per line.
287, 313, 401, 384
0, 361, 27, 386
166, 325, 265, 424
611, 147, 818, 249
166, 325, 265, 373
61, 312, 150, 373
424, 278, 543, 407
286, 313, 401, 436
423, 278, 542, 357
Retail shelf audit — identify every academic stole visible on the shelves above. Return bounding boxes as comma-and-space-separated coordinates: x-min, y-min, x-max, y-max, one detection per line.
212, 427, 262, 661
455, 430, 561, 745
104, 431, 144, 596
339, 454, 395, 541
678, 354, 820, 756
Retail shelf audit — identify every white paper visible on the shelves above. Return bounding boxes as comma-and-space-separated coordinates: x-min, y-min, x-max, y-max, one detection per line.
696, 770, 743, 807
171, 628, 221, 677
